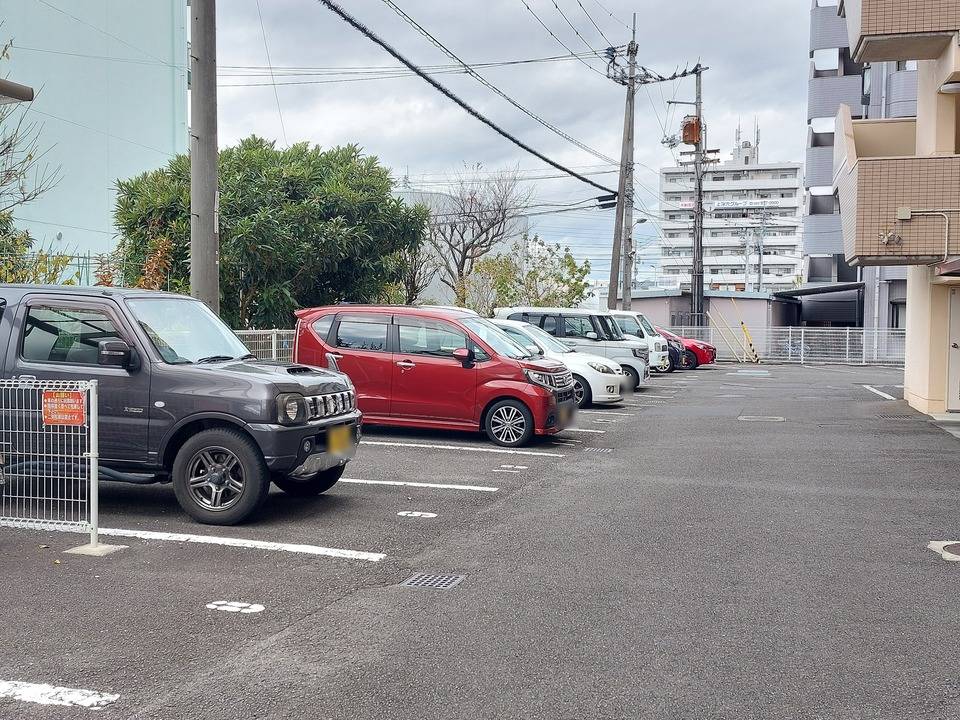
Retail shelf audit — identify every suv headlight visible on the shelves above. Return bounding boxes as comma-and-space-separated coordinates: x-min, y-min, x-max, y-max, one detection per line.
587, 361, 615, 374
276, 393, 308, 425
524, 369, 552, 389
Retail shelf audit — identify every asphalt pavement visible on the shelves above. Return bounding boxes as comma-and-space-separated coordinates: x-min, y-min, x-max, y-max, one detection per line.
3, 363, 960, 719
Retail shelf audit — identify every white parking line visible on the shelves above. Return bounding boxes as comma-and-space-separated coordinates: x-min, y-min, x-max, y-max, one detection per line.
862, 384, 896, 400
633, 395, 676, 400
71, 527, 385, 562
0, 681, 119, 709
341, 477, 498, 492
397, 510, 438, 518
361, 440, 563, 458
206, 600, 265, 614
565, 428, 606, 434
579, 410, 636, 416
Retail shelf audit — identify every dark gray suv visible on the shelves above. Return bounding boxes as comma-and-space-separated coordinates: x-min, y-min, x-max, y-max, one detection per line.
0, 285, 361, 525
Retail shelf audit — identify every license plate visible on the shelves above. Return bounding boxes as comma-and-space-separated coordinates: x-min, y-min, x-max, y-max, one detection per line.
559, 403, 575, 425
327, 424, 353, 454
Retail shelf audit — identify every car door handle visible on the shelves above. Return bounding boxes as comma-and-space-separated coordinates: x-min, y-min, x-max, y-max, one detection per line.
396, 360, 416, 369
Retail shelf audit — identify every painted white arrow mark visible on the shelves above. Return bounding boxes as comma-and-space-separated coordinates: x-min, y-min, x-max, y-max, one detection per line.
927, 541, 960, 561
397, 511, 438, 518
206, 600, 265, 614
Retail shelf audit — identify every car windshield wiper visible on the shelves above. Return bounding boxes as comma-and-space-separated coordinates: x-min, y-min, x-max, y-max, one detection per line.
237, 353, 257, 360
195, 355, 235, 364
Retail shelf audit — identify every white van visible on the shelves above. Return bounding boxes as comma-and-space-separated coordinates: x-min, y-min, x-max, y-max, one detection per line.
494, 306, 649, 389
610, 311, 670, 372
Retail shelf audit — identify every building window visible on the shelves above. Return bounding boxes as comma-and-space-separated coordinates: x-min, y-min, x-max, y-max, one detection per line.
890, 301, 906, 329
896, 60, 918, 72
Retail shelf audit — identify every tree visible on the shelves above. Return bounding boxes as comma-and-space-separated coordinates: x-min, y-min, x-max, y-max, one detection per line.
395, 238, 439, 305
0, 213, 77, 284
0, 39, 60, 215
113, 136, 429, 328
515, 234, 592, 308
462, 233, 592, 315
426, 166, 529, 306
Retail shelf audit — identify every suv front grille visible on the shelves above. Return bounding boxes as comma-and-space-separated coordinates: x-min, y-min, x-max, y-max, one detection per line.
306, 390, 356, 420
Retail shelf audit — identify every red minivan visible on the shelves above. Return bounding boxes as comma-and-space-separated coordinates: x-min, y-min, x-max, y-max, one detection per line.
294, 305, 577, 447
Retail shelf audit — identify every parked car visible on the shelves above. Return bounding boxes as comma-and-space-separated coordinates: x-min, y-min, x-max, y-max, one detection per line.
0, 286, 360, 525
656, 327, 717, 369
294, 305, 577, 447
492, 318, 624, 408
494, 307, 650, 390
610, 311, 670, 372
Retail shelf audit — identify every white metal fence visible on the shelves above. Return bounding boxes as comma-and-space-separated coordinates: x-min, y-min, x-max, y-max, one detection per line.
670, 326, 906, 366
235, 329, 296, 362
0, 379, 100, 544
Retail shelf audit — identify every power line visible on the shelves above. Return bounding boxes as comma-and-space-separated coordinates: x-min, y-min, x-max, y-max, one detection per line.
315, 0, 617, 195
548, 0, 608, 64
574, 0, 616, 48
36, 0, 177, 69
29, 108, 174, 157
381, 0, 617, 165
588, 0, 631, 31
255, 0, 288, 146
518, 0, 610, 80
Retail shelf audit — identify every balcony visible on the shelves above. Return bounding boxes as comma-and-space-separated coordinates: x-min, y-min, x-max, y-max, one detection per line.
840, 0, 960, 62
834, 105, 960, 265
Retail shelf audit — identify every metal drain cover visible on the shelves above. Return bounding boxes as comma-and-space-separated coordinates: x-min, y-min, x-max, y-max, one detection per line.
400, 573, 465, 590
583, 447, 613, 453
876, 414, 917, 420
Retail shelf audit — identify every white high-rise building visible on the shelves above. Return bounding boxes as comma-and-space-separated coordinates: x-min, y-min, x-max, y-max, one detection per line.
656, 133, 803, 293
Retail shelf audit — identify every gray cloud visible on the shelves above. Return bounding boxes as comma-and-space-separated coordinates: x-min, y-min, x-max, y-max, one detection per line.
217, 0, 809, 279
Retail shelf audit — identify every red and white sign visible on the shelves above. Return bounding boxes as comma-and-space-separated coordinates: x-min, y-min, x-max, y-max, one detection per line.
41, 390, 87, 427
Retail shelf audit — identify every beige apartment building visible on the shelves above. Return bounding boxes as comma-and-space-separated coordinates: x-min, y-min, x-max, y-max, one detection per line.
834, 0, 960, 414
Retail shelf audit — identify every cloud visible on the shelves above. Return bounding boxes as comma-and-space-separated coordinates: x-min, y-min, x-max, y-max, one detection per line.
217, 0, 810, 277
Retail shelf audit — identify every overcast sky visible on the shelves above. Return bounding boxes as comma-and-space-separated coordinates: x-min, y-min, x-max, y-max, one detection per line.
216, 0, 810, 281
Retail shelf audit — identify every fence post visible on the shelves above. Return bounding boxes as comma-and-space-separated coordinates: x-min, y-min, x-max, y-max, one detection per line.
271, 331, 278, 361
88, 380, 99, 548
788, 326, 793, 361
862, 328, 867, 365
845, 327, 850, 364
800, 328, 805, 364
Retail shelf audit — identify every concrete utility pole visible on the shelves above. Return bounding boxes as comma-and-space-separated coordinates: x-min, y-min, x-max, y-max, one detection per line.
190, 0, 220, 314
606, 30, 637, 310
755, 209, 769, 293
690, 69, 705, 325
619, 16, 638, 311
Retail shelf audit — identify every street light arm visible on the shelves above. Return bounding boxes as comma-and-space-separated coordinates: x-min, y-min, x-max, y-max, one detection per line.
0, 79, 34, 105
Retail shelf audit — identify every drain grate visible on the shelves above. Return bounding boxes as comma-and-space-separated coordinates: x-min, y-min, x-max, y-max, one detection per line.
583, 447, 613, 453
876, 414, 917, 420
400, 573, 465, 590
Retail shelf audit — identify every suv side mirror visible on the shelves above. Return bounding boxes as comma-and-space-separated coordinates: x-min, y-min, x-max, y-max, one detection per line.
452, 347, 474, 367
585, 331, 599, 341
98, 339, 132, 368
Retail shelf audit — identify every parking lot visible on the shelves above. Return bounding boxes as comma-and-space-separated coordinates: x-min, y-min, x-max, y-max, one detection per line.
4, 362, 960, 719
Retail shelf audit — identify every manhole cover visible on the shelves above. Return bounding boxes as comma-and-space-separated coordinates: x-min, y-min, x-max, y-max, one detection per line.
400, 573, 465, 590
583, 447, 613, 453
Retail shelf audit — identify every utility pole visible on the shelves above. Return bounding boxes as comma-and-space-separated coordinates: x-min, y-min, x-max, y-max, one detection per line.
606, 34, 636, 310
690, 69, 705, 326
619, 16, 638, 311
755, 209, 769, 293
190, 0, 220, 314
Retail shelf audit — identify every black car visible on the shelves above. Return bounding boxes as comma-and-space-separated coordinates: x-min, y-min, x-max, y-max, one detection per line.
0, 285, 361, 525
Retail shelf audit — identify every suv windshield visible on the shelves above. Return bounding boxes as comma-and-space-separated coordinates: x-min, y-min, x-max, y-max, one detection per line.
594, 314, 625, 340
127, 297, 252, 364
463, 317, 533, 359
637, 313, 657, 336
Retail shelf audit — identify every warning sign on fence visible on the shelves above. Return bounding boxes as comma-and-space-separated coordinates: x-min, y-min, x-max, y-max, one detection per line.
41, 390, 87, 426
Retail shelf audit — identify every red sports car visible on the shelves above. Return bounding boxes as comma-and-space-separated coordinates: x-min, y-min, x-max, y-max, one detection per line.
656, 327, 716, 369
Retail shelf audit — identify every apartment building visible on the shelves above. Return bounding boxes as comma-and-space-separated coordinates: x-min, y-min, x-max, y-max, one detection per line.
0, 0, 188, 254
832, 0, 960, 413
805, 0, 916, 328
657, 137, 803, 293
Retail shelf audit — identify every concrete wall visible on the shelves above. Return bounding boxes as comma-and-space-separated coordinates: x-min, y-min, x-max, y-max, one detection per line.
0, 0, 188, 254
